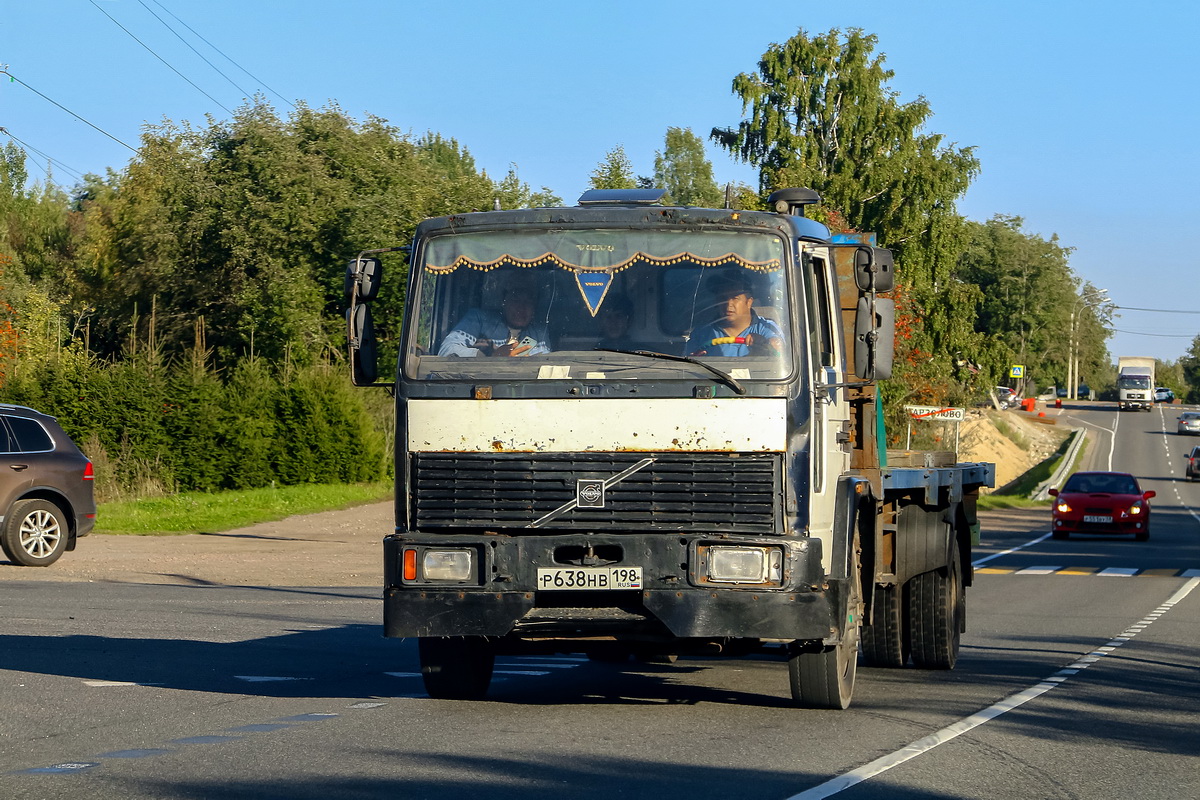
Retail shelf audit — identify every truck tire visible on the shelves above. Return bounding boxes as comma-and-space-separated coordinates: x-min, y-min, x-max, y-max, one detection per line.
908, 539, 963, 670
1, 499, 69, 567
790, 528, 861, 709
418, 637, 495, 700
860, 583, 909, 668
788, 625, 858, 709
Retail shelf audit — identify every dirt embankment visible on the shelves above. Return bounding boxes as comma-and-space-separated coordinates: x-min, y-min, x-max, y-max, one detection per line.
957, 408, 1070, 492
1, 410, 1059, 586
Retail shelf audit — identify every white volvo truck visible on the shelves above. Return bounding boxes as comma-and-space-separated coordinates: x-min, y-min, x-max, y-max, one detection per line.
346, 188, 994, 709
1117, 356, 1155, 411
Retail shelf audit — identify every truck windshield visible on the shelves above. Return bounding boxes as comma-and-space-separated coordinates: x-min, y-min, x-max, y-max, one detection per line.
404, 229, 793, 382
1118, 376, 1151, 390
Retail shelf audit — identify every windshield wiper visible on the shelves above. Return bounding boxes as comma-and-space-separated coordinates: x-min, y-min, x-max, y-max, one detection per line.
594, 348, 746, 395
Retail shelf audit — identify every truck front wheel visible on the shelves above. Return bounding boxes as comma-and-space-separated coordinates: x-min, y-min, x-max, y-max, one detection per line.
908, 539, 963, 670
418, 637, 495, 700
787, 625, 858, 709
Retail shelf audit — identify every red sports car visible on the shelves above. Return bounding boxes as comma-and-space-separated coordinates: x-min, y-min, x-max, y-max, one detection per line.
1049, 471, 1155, 541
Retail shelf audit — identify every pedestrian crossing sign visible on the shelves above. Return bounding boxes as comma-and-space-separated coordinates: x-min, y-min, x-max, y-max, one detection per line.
1009, 365, 1025, 378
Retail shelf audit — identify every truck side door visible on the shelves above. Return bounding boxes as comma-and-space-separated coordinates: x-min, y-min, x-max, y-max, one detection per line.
802, 247, 852, 571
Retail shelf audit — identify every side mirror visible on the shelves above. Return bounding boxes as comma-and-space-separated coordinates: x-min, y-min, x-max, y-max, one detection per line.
345, 257, 382, 302
853, 247, 895, 293
854, 297, 894, 380
1048, 488, 1059, 497
1144, 490, 1156, 500
347, 304, 378, 386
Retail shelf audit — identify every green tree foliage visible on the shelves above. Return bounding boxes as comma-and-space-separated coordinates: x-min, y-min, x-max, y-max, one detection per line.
0, 351, 386, 499
956, 216, 1098, 392
711, 28, 978, 235
589, 145, 637, 190
222, 356, 281, 489
1180, 335, 1200, 403
653, 127, 723, 207
494, 164, 563, 209
70, 102, 517, 369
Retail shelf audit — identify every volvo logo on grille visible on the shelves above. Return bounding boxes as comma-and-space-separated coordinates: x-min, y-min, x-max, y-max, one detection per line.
577, 479, 605, 508
528, 458, 654, 528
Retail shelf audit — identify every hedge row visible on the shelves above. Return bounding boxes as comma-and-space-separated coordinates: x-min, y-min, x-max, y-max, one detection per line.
0, 352, 388, 500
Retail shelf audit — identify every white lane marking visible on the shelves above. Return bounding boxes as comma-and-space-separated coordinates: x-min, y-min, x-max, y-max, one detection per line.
1163, 411, 1200, 523
1016, 566, 1060, 575
493, 670, 551, 676
1098, 567, 1138, 577
233, 676, 311, 682
349, 702, 387, 709
785, 576, 1200, 800
84, 680, 164, 687
1107, 410, 1118, 470
1070, 414, 1117, 472
384, 672, 421, 678
497, 662, 581, 669
972, 533, 1051, 567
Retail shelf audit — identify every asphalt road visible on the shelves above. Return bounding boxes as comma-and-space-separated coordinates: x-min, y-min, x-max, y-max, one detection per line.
2, 402, 1198, 799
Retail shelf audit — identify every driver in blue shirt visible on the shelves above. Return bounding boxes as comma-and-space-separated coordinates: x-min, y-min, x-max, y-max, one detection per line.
686, 273, 783, 357
438, 282, 552, 357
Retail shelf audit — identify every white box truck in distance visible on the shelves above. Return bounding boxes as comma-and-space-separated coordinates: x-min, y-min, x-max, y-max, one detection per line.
1117, 356, 1155, 411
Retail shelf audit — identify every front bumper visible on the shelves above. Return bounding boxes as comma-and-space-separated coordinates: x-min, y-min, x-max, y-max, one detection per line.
1053, 516, 1147, 535
383, 532, 838, 642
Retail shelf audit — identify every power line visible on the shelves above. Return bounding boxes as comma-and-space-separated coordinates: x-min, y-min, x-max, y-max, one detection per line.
137, 0, 253, 99
0, 70, 138, 153
1113, 305, 1200, 315
148, 0, 295, 110
0, 127, 87, 184
1110, 327, 1196, 339
88, 0, 234, 115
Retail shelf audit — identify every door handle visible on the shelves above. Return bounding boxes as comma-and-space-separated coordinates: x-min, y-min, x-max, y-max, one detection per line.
9, 464, 28, 471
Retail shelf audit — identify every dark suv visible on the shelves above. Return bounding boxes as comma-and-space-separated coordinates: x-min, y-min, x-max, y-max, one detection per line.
0, 405, 96, 566
1186, 445, 1200, 482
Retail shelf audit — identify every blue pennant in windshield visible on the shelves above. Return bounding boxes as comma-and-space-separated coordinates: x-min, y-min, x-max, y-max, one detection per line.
575, 271, 614, 317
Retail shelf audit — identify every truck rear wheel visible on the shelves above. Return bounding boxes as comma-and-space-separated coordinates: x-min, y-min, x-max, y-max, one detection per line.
860, 583, 909, 668
908, 539, 963, 670
418, 637, 495, 700
788, 625, 858, 709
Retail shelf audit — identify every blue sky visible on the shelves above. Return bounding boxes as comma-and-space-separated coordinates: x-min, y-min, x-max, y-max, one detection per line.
3, 0, 1198, 365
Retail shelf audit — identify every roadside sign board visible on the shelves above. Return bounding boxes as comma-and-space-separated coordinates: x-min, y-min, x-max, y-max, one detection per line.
1009, 365, 1025, 378
904, 405, 966, 422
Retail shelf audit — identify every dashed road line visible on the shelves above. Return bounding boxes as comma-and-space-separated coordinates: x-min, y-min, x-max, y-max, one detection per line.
83, 680, 164, 687
978, 565, 1196, 577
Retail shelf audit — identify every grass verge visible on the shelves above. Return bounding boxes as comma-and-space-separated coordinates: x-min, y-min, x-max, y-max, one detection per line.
95, 482, 392, 535
977, 430, 1086, 511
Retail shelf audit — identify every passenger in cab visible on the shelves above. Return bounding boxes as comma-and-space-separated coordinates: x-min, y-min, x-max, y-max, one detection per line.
594, 295, 636, 351
438, 280, 551, 357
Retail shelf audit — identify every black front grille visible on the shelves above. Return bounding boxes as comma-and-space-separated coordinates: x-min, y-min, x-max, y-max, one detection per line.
411, 452, 780, 534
